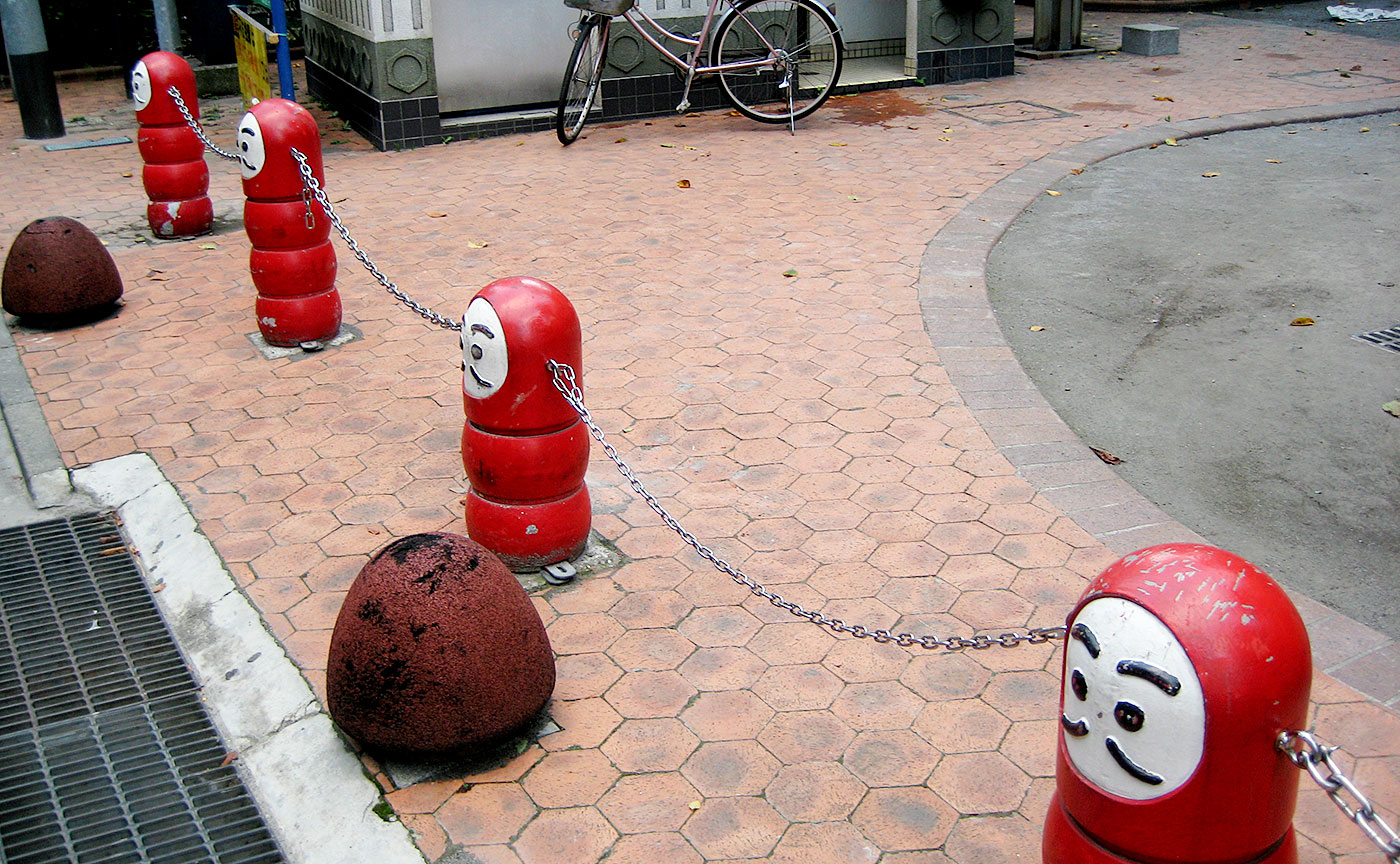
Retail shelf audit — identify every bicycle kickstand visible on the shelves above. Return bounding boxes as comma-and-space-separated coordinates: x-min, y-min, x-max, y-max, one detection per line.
676, 66, 698, 114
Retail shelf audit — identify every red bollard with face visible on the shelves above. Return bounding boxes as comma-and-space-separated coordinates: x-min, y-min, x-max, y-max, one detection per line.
237, 98, 341, 348
1043, 543, 1311, 864
132, 52, 213, 238
460, 276, 590, 570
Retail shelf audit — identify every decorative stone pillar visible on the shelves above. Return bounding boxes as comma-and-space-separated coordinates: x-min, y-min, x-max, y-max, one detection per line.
914, 0, 1016, 84
301, 0, 440, 150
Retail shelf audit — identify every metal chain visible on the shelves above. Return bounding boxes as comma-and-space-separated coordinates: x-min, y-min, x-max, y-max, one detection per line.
548, 360, 1066, 651
289, 147, 462, 332
167, 86, 241, 162
1279, 730, 1400, 862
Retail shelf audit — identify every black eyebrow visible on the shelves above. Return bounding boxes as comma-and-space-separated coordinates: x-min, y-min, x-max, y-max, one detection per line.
1116, 659, 1181, 696
470, 323, 495, 338
1070, 622, 1100, 658
239, 125, 256, 136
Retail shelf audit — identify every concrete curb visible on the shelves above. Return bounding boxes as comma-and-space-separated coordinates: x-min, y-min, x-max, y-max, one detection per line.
919, 96, 1400, 707
0, 317, 74, 507
72, 454, 426, 864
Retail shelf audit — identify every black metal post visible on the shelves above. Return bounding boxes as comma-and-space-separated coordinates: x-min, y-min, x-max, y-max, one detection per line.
0, 0, 63, 139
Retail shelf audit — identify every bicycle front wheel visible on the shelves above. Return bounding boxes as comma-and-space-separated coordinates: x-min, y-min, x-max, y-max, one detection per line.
710, 0, 843, 125
557, 15, 611, 145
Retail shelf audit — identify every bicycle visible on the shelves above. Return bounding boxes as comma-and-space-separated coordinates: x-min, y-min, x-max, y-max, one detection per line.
557, 0, 844, 145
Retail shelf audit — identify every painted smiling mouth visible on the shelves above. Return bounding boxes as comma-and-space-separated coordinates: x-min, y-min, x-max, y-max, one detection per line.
1061, 714, 1088, 737
468, 366, 495, 389
1105, 736, 1164, 785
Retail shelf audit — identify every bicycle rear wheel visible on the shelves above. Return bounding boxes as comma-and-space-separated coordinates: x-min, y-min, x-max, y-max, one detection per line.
710, 0, 843, 125
557, 15, 611, 145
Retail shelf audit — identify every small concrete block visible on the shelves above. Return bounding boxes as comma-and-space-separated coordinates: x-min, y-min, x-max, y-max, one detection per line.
1122, 23, 1179, 56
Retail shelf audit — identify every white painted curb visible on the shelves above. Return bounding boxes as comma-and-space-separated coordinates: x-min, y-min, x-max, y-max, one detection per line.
73, 453, 426, 864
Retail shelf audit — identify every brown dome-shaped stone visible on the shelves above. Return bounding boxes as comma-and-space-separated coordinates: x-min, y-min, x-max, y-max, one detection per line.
2, 217, 123, 322
326, 532, 555, 757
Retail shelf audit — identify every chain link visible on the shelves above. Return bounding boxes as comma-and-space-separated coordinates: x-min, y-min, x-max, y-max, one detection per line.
1279, 730, 1400, 862
548, 359, 1066, 650
167, 86, 241, 163
289, 148, 463, 332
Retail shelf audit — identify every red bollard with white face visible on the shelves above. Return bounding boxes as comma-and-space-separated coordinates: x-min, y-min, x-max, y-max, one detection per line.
461, 276, 591, 570
1044, 543, 1311, 864
132, 52, 213, 238
238, 98, 341, 348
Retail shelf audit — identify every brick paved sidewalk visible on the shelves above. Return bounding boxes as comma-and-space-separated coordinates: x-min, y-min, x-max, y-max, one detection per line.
4, 8, 1399, 863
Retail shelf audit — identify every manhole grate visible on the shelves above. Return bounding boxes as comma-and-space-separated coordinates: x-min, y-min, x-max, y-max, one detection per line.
1355, 325, 1400, 355
0, 513, 283, 863
0, 693, 281, 863
0, 515, 194, 737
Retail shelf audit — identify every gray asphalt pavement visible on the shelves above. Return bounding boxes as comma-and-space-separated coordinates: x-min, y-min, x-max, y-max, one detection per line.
988, 111, 1400, 639
1219, 0, 1400, 44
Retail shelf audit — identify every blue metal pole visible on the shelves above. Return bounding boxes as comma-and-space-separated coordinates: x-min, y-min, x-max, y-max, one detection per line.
268, 0, 295, 99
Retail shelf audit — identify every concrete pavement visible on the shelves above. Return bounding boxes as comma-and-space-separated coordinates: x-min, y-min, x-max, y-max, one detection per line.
2, 6, 1399, 862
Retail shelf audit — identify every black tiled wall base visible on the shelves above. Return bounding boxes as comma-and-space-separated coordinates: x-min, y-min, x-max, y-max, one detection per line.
917, 45, 1016, 85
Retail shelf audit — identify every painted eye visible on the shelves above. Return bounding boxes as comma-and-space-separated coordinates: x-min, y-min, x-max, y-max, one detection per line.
1114, 702, 1145, 732
1070, 669, 1088, 702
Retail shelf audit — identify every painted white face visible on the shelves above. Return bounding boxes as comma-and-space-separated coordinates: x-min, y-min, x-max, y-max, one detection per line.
131, 61, 152, 110
462, 297, 508, 400
1060, 597, 1205, 800
236, 112, 267, 179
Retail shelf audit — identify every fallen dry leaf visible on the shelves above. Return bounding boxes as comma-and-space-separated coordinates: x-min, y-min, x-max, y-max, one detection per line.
1202, 172, 1220, 178
1154, 95, 1175, 102
199, 243, 217, 250
659, 143, 676, 148
1046, 190, 1062, 196
467, 241, 488, 249
121, 172, 133, 178
427, 211, 447, 218
782, 269, 798, 277
829, 142, 847, 147
1070, 168, 1085, 175
689, 801, 703, 811
1360, 127, 1371, 133
1383, 401, 1400, 418
1266, 159, 1282, 164
615, 137, 627, 143
1091, 447, 1124, 465
1164, 138, 1179, 146
1290, 317, 1315, 326
677, 179, 691, 189
1030, 325, 1047, 331
220, 751, 239, 767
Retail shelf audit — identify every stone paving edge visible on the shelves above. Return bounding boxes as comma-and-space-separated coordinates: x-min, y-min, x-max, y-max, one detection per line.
71, 453, 426, 864
919, 96, 1400, 709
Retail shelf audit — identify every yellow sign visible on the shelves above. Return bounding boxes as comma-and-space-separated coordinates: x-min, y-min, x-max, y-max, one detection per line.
232, 8, 274, 108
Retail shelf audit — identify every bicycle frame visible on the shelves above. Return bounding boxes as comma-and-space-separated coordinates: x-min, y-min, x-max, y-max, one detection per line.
619, 0, 775, 78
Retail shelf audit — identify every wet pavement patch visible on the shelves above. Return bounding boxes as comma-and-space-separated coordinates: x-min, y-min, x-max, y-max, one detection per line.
0, 513, 283, 863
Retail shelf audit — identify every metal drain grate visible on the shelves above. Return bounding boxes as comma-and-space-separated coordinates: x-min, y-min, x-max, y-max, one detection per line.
1355, 325, 1400, 355
0, 513, 283, 863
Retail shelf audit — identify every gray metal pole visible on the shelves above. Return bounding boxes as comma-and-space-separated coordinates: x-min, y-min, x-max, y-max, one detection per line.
152, 0, 181, 52
0, 0, 63, 139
